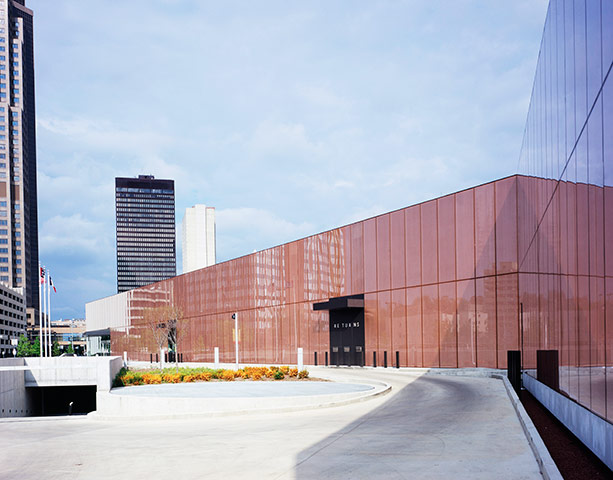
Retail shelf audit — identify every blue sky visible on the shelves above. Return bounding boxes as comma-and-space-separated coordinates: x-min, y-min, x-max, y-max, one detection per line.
29, 0, 549, 320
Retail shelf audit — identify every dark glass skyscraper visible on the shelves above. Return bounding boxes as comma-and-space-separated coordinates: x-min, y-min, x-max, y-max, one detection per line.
115, 176, 176, 293
0, 1, 39, 311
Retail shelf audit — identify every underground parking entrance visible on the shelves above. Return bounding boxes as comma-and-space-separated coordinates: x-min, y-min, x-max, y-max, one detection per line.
313, 294, 364, 366
26, 385, 97, 416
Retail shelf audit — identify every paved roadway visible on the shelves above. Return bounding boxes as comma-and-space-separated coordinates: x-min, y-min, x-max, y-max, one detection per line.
0, 369, 542, 479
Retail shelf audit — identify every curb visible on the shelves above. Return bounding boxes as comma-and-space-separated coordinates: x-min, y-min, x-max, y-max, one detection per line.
494, 374, 562, 480
88, 380, 391, 421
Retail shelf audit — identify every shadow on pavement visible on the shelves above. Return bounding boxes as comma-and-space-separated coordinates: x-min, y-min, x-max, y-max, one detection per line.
293, 374, 535, 479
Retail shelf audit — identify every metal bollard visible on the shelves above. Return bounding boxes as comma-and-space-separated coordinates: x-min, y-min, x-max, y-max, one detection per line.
396, 351, 400, 369
373, 351, 377, 368
314, 351, 318, 366
384, 351, 387, 368
325, 351, 328, 366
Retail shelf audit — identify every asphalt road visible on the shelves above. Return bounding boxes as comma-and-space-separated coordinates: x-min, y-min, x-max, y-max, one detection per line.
0, 369, 541, 479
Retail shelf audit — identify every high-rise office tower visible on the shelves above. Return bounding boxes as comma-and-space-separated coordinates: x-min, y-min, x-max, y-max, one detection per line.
182, 204, 215, 274
115, 175, 176, 293
0, 1, 39, 312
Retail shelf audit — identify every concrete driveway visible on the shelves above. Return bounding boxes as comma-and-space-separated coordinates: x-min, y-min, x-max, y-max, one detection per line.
0, 369, 542, 479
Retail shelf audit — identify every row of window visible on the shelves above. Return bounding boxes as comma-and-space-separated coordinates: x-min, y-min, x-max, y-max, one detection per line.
118, 249, 174, 254
117, 264, 176, 269
116, 188, 174, 194
116, 206, 174, 212
116, 197, 174, 204
116, 227, 175, 233
117, 213, 175, 219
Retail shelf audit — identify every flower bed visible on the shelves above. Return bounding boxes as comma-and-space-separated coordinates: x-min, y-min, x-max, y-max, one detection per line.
114, 365, 309, 387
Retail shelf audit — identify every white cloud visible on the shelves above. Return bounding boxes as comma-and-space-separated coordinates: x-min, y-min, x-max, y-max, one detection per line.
40, 214, 112, 257
249, 121, 322, 159
216, 207, 315, 260
37, 117, 172, 157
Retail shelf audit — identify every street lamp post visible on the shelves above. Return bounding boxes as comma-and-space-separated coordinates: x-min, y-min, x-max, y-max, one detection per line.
232, 312, 238, 369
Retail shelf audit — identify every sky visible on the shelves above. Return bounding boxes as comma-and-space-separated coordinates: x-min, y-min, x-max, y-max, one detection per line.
28, 0, 549, 320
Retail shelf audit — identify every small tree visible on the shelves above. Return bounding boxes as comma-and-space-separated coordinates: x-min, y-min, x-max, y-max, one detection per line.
144, 305, 184, 371
16, 334, 31, 357
52, 340, 61, 357
31, 336, 41, 357
167, 307, 185, 372
65, 344, 75, 355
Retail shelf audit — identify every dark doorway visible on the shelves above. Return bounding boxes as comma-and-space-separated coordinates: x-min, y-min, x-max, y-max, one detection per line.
27, 385, 97, 416
313, 294, 364, 366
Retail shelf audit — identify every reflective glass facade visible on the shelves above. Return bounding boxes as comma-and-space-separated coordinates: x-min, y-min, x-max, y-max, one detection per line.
518, 0, 613, 421
115, 176, 176, 293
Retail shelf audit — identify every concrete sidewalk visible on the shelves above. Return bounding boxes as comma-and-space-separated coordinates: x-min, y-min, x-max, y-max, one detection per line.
0, 369, 545, 479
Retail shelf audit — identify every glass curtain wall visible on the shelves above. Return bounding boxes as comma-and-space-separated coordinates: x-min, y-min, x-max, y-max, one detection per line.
518, 0, 613, 422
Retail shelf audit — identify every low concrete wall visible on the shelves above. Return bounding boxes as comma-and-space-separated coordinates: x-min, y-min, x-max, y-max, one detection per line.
0, 356, 123, 418
24, 356, 122, 392
93, 378, 390, 420
523, 372, 613, 471
0, 358, 33, 417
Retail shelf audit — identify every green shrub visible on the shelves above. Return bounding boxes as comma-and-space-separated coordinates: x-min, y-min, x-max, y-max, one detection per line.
113, 367, 129, 387
274, 370, 285, 380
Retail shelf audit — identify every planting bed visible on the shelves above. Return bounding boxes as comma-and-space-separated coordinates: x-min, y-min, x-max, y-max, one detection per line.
114, 366, 311, 387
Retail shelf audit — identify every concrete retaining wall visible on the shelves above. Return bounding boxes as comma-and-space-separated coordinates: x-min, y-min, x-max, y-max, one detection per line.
0, 358, 33, 417
24, 356, 122, 392
0, 356, 123, 418
523, 372, 613, 471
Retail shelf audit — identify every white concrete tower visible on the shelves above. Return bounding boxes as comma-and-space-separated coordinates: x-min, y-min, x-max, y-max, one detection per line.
181, 205, 216, 274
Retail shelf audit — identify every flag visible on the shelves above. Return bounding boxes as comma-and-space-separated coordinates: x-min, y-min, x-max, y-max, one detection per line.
50, 276, 56, 293
40, 266, 45, 284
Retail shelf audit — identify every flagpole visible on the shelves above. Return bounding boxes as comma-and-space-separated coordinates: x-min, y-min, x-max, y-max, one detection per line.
42, 267, 47, 357
46, 269, 51, 356
38, 264, 42, 357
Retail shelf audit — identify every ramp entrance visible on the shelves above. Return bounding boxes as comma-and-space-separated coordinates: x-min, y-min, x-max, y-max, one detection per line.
27, 385, 97, 416
313, 294, 365, 366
